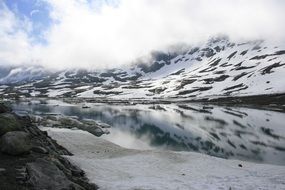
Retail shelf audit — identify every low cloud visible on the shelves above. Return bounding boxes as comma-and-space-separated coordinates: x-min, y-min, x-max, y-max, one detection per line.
0, 2, 33, 67
1, 0, 285, 70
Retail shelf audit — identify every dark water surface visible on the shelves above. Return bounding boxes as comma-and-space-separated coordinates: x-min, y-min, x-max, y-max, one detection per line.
12, 99, 285, 165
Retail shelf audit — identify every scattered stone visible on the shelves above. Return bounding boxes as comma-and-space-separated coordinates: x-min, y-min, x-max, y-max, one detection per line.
96, 122, 111, 129
87, 127, 105, 137
31, 146, 49, 154
238, 164, 243, 167
26, 158, 84, 190
104, 129, 110, 135
0, 131, 31, 155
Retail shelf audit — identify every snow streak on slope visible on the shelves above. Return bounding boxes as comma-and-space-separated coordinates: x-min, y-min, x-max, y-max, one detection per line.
0, 37, 285, 99
0, 66, 47, 84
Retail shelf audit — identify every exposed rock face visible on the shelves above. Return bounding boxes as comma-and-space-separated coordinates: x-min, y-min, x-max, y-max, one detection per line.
0, 131, 31, 155
0, 104, 98, 190
0, 113, 22, 136
0, 103, 11, 113
31, 146, 49, 154
26, 158, 84, 190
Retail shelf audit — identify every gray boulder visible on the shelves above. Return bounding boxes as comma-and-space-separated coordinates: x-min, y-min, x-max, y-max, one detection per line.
0, 113, 22, 136
0, 131, 31, 155
79, 125, 105, 137
26, 158, 84, 190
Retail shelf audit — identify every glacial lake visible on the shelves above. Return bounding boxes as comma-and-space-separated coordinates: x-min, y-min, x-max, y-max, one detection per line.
12, 99, 285, 165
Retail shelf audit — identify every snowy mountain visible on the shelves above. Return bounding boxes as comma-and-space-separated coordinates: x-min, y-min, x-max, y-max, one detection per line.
0, 66, 47, 84
1, 36, 285, 100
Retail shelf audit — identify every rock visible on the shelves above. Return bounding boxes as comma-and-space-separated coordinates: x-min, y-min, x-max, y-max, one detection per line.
69, 163, 85, 177
71, 168, 85, 177
0, 131, 31, 155
15, 166, 27, 182
42, 131, 48, 136
104, 129, 110, 135
90, 127, 105, 137
59, 117, 82, 128
15, 168, 28, 183
0, 104, 11, 113
31, 146, 49, 154
0, 168, 6, 176
80, 125, 105, 137
0, 113, 22, 136
26, 158, 84, 190
26, 126, 40, 136
52, 158, 72, 176
95, 121, 111, 129
55, 157, 84, 177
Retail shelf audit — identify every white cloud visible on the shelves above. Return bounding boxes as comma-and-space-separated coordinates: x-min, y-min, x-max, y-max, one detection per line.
30, 9, 40, 17
0, 2, 34, 67
1, 0, 285, 70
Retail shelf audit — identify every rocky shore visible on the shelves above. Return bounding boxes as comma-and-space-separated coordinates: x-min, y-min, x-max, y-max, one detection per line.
58, 92, 285, 112
0, 103, 98, 190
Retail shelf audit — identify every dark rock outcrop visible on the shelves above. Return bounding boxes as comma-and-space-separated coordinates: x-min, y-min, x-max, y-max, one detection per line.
26, 158, 84, 190
0, 103, 12, 113
0, 113, 22, 136
0, 131, 31, 155
0, 104, 98, 190
31, 146, 49, 154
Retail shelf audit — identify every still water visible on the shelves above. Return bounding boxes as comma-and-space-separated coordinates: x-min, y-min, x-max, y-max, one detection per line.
12, 99, 285, 165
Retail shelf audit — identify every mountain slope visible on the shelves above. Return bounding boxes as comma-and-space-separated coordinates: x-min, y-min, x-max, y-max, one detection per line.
0, 37, 285, 100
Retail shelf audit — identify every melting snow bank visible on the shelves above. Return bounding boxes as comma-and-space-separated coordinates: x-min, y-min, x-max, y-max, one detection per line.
44, 128, 285, 190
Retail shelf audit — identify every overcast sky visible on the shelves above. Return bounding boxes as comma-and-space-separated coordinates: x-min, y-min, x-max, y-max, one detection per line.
1, 0, 285, 70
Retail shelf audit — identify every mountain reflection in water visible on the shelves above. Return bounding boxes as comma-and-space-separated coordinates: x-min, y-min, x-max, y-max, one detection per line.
12, 100, 285, 165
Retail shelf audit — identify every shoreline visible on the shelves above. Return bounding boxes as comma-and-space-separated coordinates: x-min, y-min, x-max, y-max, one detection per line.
1, 102, 285, 189
7, 92, 285, 113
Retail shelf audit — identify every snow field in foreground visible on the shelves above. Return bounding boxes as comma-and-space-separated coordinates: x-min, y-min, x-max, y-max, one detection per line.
45, 128, 285, 190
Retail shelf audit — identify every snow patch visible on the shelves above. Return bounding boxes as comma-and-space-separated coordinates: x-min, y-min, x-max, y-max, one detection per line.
45, 128, 285, 190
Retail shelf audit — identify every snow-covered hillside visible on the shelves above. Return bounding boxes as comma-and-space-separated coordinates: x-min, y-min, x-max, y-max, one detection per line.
1, 37, 285, 100
0, 66, 47, 84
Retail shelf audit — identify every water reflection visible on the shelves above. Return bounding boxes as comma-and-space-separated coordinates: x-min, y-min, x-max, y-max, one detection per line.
12, 99, 285, 165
